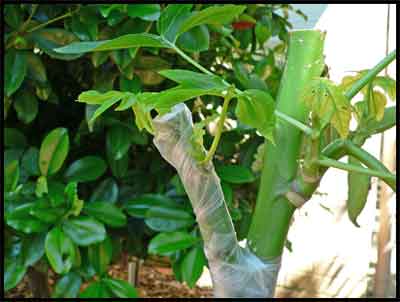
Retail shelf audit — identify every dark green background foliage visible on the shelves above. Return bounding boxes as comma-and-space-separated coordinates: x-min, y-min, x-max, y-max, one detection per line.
4, 4, 302, 297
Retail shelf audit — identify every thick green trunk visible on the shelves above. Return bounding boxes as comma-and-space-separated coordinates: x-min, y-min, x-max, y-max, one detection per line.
248, 30, 326, 260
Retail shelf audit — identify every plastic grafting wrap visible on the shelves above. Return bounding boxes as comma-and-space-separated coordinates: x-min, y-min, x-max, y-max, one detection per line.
153, 103, 281, 298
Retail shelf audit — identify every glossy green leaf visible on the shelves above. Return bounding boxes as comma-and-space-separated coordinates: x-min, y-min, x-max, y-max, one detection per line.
148, 231, 199, 254
21, 233, 46, 267
21, 147, 40, 176
79, 280, 112, 298
4, 128, 27, 148
255, 23, 271, 46
108, 148, 129, 179
48, 181, 66, 207
30, 199, 66, 223
4, 257, 26, 291
181, 246, 206, 288
84, 201, 127, 227
221, 181, 233, 207
236, 89, 276, 142
106, 125, 132, 160
35, 175, 48, 197
78, 90, 124, 105
62, 216, 106, 246
233, 61, 270, 91
177, 5, 246, 36
52, 271, 82, 298
13, 90, 39, 124
145, 206, 195, 232
55, 33, 169, 54
103, 278, 138, 298
64, 156, 107, 182
88, 236, 113, 276
124, 194, 181, 218
39, 127, 70, 176
28, 28, 83, 60
127, 4, 161, 21
5, 160, 19, 192
216, 164, 256, 184
45, 226, 76, 274
26, 52, 47, 83
157, 4, 193, 42
347, 156, 371, 227
5, 49, 28, 97
6, 203, 49, 233
177, 24, 209, 53
119, 75, 141, 94
158, 69, 228, 90
90, 178, 119, 203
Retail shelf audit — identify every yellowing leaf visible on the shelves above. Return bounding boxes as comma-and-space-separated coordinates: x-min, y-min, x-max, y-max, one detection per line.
369, 90, 387, 121
302, 78, 351, 138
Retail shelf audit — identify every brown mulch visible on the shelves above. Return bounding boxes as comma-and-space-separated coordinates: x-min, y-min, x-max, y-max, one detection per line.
5, 257, 213, 299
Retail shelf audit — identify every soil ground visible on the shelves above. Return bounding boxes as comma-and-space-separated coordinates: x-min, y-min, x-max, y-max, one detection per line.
5, 256, 213, 298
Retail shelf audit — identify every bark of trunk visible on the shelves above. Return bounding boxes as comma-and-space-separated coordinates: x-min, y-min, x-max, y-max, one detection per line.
27, 266, 50, 298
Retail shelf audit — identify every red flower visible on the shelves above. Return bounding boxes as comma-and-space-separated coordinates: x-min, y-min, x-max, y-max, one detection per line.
232, 21, 255, 30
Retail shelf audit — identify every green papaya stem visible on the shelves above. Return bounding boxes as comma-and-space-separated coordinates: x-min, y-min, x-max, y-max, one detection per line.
342, 140, 396, 190
313, 156, 395, 184
247, 30, 326, 260
200, 96, 231, 164
344, 50, 396, 99
275, 110, 314, 136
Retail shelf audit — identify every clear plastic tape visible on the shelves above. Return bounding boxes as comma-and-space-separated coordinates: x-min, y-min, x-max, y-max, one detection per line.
153, 104, 281, 297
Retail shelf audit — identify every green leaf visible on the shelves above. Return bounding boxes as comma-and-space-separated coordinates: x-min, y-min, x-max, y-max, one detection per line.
21, 147, 40, 176
62, 216, 106, 246
90, 178, 119, 203
4, 257, 26, 291
26, 52, 47, 83
124, 194, 181, 218
233, 61, 270, 91
119, 75, 141, 93
39, 127, 70, 176
91, 51, 109, 67
127, 4, 161, 21
35, 175, 48, 197
236, 89, 276, 142
106, 125, 132, 160
28, 28, 83, 60
347, 157, 371, 227
148, 231, 199, 254
177, 25, 209, 53
216, 164, 256, 184
255, 23, 271, 46
48, 181, 66, 207
221, 182, 233, 207
88, 96, 124, 129
52, 271, 82, 298
5, 49, 28, 97
158, 69, 228, 90
4, 5, 23, 28
132, 101, 155, 133
45, 226, 76, 274
88, 236, 113, 276
55, 33, 169, 54
107, 148, 129, 179
78, 90, 124, 105
141, 87, 224, 114
302, 78, 351, 138
103, 278, 138, 298
157, 4, 193, 42
64, 156, 107, 183
79, 280, 112, 298
5, 160, 19, 192
6, 203, 50, 233
84, 202, 127, 228
13, 90, 39, 124
145, 206, 195, 232
30, 199, 66, 223
373, 76, 396, 101
177, 5, 246, 36
181, 246, 206, 288
363, 106, 396, 136
21, 233, 46, 267
4, 128, 27, 148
